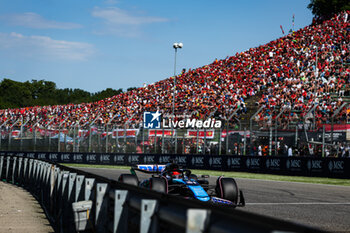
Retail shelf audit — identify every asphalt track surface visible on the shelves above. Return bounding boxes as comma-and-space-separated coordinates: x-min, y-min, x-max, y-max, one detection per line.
75, 167, 350, 233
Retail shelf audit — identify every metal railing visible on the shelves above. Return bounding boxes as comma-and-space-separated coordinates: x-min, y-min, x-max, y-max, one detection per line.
0, 124, 349, 157
1, 102, 349, 157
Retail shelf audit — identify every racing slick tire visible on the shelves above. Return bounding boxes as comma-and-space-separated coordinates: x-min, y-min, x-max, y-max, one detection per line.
215, 176, 238, 204
150, 177, 168, 193
118, 174, 139, 186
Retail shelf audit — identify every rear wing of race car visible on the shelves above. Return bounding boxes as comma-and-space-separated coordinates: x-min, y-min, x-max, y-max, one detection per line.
131, 164, 166, 174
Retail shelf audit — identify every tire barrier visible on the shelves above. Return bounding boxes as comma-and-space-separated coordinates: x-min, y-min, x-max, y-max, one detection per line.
0, 154, 326, 233
1, 151, 350, 178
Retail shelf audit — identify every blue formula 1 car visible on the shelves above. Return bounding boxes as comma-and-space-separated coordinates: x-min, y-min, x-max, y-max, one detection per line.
118, 163, 245, 208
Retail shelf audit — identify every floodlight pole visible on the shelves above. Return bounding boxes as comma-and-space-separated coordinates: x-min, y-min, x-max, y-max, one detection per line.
172, 43, 183, 119
172, 42, 183, 151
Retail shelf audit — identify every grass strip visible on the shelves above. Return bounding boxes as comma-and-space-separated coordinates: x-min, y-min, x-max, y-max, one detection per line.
192, 170, 350, 186
63, 163, 350, 186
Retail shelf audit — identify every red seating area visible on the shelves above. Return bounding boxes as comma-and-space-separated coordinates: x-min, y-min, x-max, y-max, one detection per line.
0, 11, 349, 131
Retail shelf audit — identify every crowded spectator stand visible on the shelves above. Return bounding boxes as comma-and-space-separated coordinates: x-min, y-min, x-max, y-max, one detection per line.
0, 11, 349, 157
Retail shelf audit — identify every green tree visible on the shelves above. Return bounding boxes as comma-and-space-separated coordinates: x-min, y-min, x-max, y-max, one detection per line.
308, 0, 350, 20
0, 79, 33, 108
92, 88, 123, 102
0, 78, 125, 109
30, 79, 58, 106
127, 87, 137, 92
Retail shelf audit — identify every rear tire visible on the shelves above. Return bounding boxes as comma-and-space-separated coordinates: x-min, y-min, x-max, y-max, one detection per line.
118, 174, 138, 186
215, 176, 238, 204
150, 177, 168, 193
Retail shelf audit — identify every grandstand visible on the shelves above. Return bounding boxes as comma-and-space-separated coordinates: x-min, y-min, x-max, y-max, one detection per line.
0, 11, 349, 156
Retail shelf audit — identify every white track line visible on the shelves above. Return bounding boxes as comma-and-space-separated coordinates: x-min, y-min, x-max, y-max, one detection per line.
233, 177, 350, 188
246, 202, 350, 205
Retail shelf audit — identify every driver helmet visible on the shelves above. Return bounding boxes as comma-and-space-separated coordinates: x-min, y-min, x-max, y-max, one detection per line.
164, 163, 182, 179
170, 171, 182, 179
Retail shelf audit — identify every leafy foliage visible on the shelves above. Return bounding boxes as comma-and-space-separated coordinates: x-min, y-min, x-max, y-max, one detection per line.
308, 0, 350, 20
127, 87, 137, 92
0, 78, 123, 109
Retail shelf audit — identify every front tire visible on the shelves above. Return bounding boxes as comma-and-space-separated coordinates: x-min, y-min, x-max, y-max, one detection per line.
215, 176, 239, 204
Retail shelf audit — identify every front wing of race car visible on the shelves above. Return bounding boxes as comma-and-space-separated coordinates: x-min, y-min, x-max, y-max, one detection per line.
171, 179, 245, 207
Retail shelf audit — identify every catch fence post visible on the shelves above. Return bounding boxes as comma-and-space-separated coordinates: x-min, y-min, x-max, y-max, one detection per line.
154, 130, 157, 153
48, 127, 52, 152
116, 126, 119, 153
73, 125, 76, 152
175, 132, 178, 154
106, 124, 109, 153
64, 132, 67, 152
269, 127, 272, 156
58, 127, 61, 152
218, 128, 222, 155
182, 128, 186, 154
196, 128, 199, 154
243, 128, 247, 156
33, 126, 36, 151
98, 127, 101, 153
226, 121, 229, 155
295, 125, 298, 148
162, 128, 165, 154
89, 126, 92, 152
203, 129, 206, 155
322, 125, 325, 157
8, 129, 12, 150
142, 127, 145, 154
77, 126, 80, 152
124, 125, 127, 152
